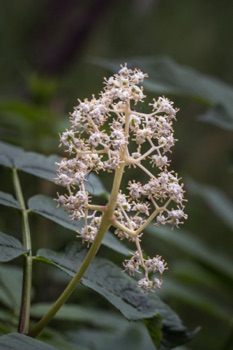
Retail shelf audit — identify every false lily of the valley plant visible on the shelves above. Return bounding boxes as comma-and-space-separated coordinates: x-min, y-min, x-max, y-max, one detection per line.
56, 65, 187, 292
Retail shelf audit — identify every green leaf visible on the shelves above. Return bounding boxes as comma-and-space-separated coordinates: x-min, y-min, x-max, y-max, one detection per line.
0, 141, 59, 181
28, 194, 82, 231
0, 332, 59, 350
0, 141, 108, 195
93, 56, 233, 129
161, 323, 199, 349
35, 242, 174, 320
0, 191, 20, 209
0, 231, 27, 262
0, 265, 22, 311
36, 242, 195, 347
187, 178, 233, 230
0, 154, 13, 168
0, 141, 24, 167
14, 152, 60, 182
28, 195, 128, 255
144, 315, 163, 349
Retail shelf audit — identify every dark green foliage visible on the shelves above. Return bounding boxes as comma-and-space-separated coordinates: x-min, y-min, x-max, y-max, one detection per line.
0, 333, 59, 350
0, 231, 27, 262
0, 141, 196, 349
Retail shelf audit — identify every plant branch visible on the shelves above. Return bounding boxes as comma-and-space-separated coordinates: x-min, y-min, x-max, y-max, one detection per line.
12, 168, 32, 334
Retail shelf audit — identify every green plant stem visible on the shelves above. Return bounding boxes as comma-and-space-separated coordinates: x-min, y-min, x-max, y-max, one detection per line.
12, 168, 32, 334
28, 103, 131, 338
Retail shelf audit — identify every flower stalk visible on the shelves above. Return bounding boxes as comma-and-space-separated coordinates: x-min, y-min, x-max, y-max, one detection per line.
28, 117, 129, 337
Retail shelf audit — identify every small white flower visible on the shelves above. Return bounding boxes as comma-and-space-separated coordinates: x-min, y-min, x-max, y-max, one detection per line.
146, 256, 167, 274
132, 151, 141, 159
132, 202, 150, 216
138, 277, 154, 291
156, 215, 166, 225
152, 96, 177, 117
88, 133, 101, 147
128, 181, 143, 199
153, 278, 163, 289
150, 154, 168, 168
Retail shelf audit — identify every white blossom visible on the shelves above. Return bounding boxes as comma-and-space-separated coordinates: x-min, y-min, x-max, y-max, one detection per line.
56, 64, 187, 292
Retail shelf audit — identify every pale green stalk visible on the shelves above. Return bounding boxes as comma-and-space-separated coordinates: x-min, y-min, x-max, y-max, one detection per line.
12, 168, 32, 334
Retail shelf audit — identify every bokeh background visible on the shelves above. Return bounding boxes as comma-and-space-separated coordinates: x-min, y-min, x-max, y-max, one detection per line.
0, 1, 233, 349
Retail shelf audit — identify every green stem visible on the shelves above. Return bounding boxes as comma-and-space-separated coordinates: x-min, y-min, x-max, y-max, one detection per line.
12, 168, 32, 334
28, 103, 131, 338
28, 215, 111, 337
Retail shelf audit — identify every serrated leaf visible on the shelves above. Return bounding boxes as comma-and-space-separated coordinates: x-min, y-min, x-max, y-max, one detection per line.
93, 56, 233, 129
0, 332, 59, 350
0, 231, 27, 262
36, 241, 195, 347
28, 195, 128, 255
0, 191, 20, 209
187, 178, 233, 230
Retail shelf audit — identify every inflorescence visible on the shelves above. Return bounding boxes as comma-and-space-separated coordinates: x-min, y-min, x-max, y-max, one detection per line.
56, 65, 187, 292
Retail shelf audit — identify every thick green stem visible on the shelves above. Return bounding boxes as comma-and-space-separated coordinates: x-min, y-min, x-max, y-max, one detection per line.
28, 103, 131, 338
12, 168, 32, 334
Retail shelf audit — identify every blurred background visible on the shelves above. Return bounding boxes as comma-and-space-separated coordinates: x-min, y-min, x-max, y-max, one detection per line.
0, 1, 233, 349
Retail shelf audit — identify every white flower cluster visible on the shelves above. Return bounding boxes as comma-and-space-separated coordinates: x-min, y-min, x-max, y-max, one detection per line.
123, 251, 167, 291
56, 64, 187, 292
